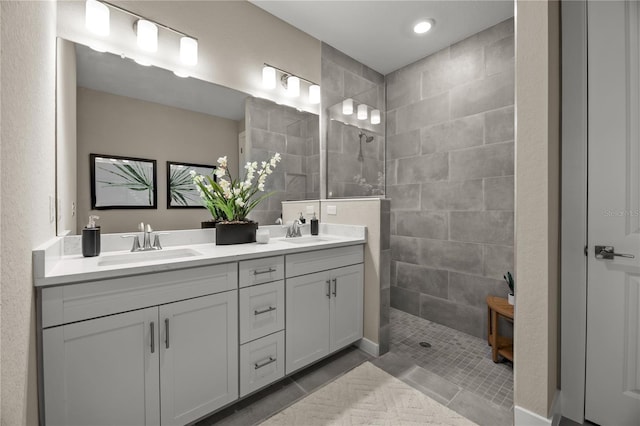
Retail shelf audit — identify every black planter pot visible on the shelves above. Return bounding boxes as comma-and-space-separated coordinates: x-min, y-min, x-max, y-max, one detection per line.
215, 221, 258, 245
201, 220, 218, 229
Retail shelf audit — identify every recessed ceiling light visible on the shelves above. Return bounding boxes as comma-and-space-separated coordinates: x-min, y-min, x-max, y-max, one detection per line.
413, 19, 434, 34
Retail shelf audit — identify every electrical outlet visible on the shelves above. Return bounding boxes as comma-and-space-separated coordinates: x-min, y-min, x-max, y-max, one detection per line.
72, 201, 76, 217
327, 205, 337, 215
306, 205, 315, 214
49, 196, 55, 223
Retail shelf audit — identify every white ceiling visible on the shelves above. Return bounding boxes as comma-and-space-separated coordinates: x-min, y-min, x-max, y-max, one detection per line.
75, 44, 248, 121
250, 0, 514, 75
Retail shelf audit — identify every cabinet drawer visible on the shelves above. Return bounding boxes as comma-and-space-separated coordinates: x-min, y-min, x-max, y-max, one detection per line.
239, 256, 284, 288
41, 263, 237, 328
285, 245, 364, 278
239, 280, 284, 344
239, 331, 285, 397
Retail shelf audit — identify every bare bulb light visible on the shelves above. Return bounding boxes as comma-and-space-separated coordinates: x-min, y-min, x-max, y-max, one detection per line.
136, 19, 158, 52
343, 98, 353, 115
180, 37, 198, 66
86, 0, 110, 36
262, 66, 276, 89
357, 104, 368, 120
371, 109, 381, 125
309, 84, 321, 104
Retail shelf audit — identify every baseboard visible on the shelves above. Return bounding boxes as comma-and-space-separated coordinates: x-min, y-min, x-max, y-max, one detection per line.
356, 338, 379, 357
514, 390, 561, 426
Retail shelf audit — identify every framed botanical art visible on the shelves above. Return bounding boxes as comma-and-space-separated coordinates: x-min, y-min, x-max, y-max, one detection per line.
167, 161, 216, 208
90, 154, 157, 209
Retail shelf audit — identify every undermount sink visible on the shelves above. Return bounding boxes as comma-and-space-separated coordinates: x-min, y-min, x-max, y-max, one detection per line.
97, 248, 202, 267
282, 236, 330, 244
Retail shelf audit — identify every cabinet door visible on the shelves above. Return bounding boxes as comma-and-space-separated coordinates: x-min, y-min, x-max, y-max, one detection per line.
330, 264, 364, 352
285, 271, 331, 374
42, 307, 159, 426
159, 291, 238, 426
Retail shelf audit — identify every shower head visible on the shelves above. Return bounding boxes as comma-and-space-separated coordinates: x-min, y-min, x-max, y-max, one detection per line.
359, 132, 374, 143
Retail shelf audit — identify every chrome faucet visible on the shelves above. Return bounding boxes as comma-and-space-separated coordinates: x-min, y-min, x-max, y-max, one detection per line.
122, 222, 166, 252
286, 219, 303, 238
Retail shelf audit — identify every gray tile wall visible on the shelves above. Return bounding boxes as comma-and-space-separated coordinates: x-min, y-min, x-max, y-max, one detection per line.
387, 19, 514, 339
245, 97, 320, 225
321, 43, 386, 198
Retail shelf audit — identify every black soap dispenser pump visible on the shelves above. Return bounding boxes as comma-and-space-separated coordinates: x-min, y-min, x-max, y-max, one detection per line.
82, 215, 101, 257
310, 212, 319, 236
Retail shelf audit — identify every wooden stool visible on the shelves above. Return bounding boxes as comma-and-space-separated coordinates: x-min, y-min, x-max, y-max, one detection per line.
486, 296, 514, 363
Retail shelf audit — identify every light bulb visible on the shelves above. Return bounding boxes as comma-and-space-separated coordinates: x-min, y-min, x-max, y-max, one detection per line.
262, 66, 276, 89
357, 104, 368, 120
287, 75, 300, 97
343, 98, 353, 115
309, 84, 320, 104
136, 19, 158, 53
86, 0, 110, 37
134, 57, 152, 67
180, 37, 198, 66
371, 109, 381, 125
414, 19, 434, 34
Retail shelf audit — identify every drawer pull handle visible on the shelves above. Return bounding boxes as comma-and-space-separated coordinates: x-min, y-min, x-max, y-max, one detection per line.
165, 318, 170, 349
254, 306, 276, 316
150, 322, 155, 353
254, 356, 277, 370
326, 280, 331, 298
254, 267, 276, 276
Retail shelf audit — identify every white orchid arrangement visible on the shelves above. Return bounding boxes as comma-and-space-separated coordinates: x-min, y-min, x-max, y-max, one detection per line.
191, 153, 281, 222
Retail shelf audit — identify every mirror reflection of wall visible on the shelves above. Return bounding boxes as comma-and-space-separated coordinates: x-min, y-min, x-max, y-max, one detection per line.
244, 97, 320, 225
56, 39, 321, 235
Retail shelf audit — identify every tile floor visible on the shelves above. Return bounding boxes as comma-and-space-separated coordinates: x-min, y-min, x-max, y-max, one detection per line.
196, 308, 515, 425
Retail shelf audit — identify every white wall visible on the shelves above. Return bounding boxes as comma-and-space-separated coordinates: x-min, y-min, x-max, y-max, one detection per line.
514, 0, 561, 419
76, 87, 240, 233
1, 1, 57, 424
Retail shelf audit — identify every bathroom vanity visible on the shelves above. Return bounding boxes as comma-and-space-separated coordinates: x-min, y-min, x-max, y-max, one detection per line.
34, 226, 365, 426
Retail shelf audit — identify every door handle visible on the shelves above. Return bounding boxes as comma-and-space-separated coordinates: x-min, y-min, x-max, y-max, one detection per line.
326, 280, 331, 298
595, 245, 635, 260
332, 278, 337, 297
165, 318, 170, 349
150, 321, 155, 354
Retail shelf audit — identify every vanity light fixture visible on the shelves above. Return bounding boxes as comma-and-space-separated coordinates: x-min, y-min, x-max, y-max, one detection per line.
85, 0, 110, 36
85, 1, 199, 70
309, 84, 321, 104
262, 63, 319, 104
180, 37, 198, 66
343, 98, 354, 115
136, 19, 158, 52
413, 19, 435, 34
357, 104, 368, 120
262, 66, 277, 89
286, 75, 300, 97
371, 109, 381, 125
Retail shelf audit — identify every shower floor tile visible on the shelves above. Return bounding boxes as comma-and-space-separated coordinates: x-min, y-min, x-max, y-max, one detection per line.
390, 307, 514, 410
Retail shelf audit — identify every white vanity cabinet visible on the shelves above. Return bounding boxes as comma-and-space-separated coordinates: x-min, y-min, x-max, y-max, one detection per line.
41, 263, 238, 426
285, 246, 364, 374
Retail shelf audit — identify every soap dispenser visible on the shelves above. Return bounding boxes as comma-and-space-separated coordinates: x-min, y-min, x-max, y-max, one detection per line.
82, 215, 101, 257
310, 212, 319, 236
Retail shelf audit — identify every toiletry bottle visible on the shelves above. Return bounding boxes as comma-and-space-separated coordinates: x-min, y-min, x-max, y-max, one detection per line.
298, 212, 306, 224
310, 212, 319, 236
82, 215, 101, 257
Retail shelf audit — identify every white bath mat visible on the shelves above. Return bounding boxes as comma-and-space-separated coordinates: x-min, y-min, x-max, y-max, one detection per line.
260, 361, 477, 426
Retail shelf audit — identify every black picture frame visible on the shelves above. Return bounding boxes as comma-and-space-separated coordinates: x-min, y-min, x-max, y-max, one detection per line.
90, 153, 157, 210
167, 161, 216, 209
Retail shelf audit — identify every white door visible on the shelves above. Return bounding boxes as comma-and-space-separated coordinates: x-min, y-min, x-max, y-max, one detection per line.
42, 307, 160, 426
285, 271, 331, 374
587, 1, 640, 424
160, 292, 238, 426
329, 264, 364, 352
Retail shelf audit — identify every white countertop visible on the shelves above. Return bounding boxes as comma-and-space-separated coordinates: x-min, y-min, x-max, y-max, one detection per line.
34, 228, 366, 288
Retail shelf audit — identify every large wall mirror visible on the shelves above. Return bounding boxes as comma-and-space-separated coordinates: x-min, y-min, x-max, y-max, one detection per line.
56, 39, 319, 235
